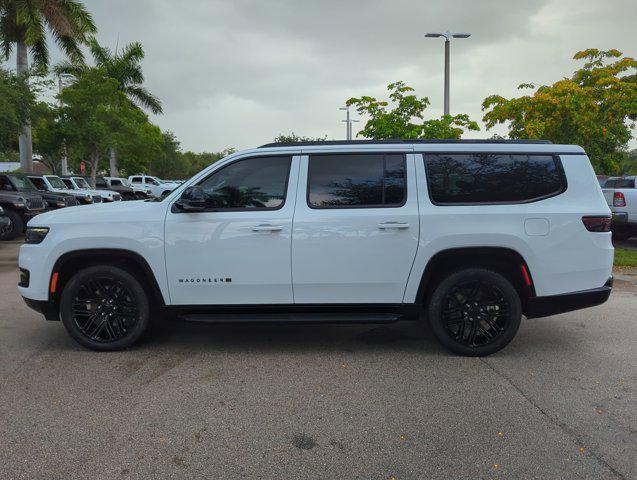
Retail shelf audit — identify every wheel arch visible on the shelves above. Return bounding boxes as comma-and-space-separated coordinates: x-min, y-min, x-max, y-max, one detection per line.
415, 246, 536, 309
50, 248, 166, 307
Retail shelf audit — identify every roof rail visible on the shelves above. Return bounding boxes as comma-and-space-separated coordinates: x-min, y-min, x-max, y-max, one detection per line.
259, 139, 553, 148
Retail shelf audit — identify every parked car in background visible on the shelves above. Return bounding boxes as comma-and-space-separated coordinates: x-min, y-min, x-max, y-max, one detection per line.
91, 176, 137, 201
603, 176, 637, 240
0, 185, 46, 240
597, 175, 608, 187
20, 140, 612, 356
104, 177, 151, 200
28, 175, 99, 205
0, 206, 12, 238
0, 174, 79, 210
60, 176, 121, 202
128, 174, 179, 198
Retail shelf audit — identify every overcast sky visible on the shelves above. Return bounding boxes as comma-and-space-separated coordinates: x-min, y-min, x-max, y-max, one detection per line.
5, 0, 637, 152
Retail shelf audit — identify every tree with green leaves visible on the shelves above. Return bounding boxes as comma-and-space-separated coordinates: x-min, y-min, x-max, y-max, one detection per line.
274, 133, 328, 143
31, 101, 64, 173
346, 81, 479, 140
0, 0, 96, 172
56, 37, 162, 176
482, 49, 637, 174
0, 66, 35, 152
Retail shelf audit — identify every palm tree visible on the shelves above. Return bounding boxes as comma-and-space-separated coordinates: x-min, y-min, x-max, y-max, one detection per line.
0, 0, 96, 172
56, 37, 163, 176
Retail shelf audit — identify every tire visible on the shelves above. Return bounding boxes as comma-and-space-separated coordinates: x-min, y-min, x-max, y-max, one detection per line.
0, 210, 23, 240
612, 230, 630, 241
60, 265, 150, 351
427, 268, 522, 356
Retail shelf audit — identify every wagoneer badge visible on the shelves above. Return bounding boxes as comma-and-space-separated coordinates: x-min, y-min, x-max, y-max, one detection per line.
178, 277, 232, 284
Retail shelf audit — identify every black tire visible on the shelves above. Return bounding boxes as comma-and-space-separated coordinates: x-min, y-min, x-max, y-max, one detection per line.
160, 190, 171, 198
612, 230, 630, 241
0, 210, 23, 240
427, 268, 522, 356
60, 265, 150, 351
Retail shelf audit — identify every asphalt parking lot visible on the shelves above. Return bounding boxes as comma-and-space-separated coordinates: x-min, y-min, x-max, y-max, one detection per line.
0, 241, 635, 480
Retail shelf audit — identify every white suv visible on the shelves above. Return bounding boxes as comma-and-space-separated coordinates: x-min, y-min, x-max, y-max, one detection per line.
19, 140, 613, 355
128, 174, 179, 198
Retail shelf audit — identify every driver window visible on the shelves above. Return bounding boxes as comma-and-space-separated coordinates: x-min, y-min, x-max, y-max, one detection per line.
196, 156, 291, 210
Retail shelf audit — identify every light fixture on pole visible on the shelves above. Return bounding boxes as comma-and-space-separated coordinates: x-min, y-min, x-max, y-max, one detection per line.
425, 31, 471, 116
339, 106, 359, 140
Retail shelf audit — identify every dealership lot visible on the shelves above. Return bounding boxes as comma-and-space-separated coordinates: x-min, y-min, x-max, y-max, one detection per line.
0, 240, 635, 480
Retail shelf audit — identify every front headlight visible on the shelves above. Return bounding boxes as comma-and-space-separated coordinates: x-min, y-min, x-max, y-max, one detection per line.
56, 201, 66, 207
25, 227, 49, 244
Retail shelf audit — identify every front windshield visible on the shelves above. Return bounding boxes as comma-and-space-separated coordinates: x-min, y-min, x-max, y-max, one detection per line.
73, 177, 91, 189
47, 176, 68, 189
9, 175, 37, 191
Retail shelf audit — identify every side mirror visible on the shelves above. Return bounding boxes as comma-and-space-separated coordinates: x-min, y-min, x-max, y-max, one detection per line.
173, 186, 207, 212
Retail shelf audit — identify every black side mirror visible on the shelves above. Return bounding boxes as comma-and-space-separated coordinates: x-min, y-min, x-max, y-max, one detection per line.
173, 186, 207, 212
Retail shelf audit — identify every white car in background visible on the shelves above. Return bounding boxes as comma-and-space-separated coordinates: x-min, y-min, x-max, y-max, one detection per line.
28, 174, 99, 204
104, 177, 152, 198
128, 174, 180, 198
61, 176, 122, 202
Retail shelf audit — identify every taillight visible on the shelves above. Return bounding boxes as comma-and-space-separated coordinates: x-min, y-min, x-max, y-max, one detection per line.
613, 192, 626, 207
582, 216, 611, 232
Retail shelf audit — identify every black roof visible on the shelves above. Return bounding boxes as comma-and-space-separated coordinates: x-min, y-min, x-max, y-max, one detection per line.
259, 139, 553, 148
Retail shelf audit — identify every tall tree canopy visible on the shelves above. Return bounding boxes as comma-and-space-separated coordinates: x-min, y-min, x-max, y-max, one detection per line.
0, 0, 96, 171
482, 49, 637, 174
0, 67, 35, 151
346, 81, 479, 140
56, 37, 162, 175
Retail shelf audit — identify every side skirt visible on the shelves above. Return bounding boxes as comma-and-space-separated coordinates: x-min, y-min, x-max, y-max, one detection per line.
165, 304, 422, 325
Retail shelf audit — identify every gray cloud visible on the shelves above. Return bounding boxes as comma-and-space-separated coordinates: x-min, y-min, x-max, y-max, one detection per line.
5, 0, 636, 151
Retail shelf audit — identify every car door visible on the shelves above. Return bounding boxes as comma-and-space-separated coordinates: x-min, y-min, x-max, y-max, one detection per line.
165, 154, 300, 305
292, 152, 420, 304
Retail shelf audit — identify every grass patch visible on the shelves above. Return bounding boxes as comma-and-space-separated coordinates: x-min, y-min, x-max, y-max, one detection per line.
614, 248, 637, 267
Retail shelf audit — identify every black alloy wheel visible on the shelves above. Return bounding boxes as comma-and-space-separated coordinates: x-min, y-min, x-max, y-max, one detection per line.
60, 265, 150, 350
427, 268, 522, 356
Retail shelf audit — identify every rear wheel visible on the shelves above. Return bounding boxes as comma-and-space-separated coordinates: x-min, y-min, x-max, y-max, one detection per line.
427, 268, 522, 356
612, 230, 630, 241
60, 265, 150, 350
0, 210, 23, 240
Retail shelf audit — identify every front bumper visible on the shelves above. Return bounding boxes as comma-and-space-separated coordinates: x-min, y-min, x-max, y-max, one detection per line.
524, 277, 613, 319
22, 297, 59, 321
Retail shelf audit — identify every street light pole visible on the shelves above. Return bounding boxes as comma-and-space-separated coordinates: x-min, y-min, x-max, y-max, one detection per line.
58, 73, 74, 175
425, 31, 471, 116
339, 106, 359, 140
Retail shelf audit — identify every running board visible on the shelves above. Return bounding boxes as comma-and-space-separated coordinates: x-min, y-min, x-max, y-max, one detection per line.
177, 312, 402, 324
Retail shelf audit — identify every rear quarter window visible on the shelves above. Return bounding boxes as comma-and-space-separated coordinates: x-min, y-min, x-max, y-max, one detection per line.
424, 153, 566, 205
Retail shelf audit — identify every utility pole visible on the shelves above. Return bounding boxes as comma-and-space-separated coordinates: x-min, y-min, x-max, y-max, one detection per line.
425, 31, 471, 115
339, 106, 359, 140
58, 73, 74, 175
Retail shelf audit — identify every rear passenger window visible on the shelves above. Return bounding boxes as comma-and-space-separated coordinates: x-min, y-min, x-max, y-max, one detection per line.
606, 178, 635, 188
424, 153, 565, 204
308, 153, 406, 208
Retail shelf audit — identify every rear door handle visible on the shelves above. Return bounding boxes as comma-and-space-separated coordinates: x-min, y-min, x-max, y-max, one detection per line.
252, 224, 283, 232
378, 222, 410, 229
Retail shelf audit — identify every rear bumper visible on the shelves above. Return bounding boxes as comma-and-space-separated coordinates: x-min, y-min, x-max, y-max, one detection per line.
22, 296, 59, 321
524, 277, 612, 319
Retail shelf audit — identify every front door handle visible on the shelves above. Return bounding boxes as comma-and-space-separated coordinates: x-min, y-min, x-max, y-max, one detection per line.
378, 222, 410, 229
252, 224, 283, 232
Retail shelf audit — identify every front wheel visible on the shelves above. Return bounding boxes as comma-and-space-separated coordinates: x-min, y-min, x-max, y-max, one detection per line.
427, 268, 522, 356
60, 265, 150, 350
